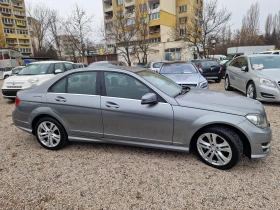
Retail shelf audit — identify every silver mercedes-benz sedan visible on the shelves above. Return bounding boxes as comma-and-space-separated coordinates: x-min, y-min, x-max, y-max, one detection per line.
159, 62, 208, 89
225, 55, 280, 102
12, 67, 271, 169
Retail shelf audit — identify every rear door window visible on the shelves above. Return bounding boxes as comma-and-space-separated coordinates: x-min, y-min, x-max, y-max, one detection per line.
67, 72, 97, 95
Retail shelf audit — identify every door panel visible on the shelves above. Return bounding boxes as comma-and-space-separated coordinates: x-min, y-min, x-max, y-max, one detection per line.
101, 71, 173, 143
46, 94, 103, 138
46, 71, 103, 138
101, 97, 173, 143
234, 57, 248, 92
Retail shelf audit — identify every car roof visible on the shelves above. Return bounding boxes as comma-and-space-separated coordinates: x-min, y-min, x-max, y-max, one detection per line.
191, 59, 216, 62
162, 61, 193, 65
90, 61, 122, 64
30, 61, 74, 64
246, 54, 280, 58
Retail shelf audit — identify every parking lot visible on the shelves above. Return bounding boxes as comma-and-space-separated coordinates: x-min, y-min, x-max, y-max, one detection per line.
0, 79, 279, 210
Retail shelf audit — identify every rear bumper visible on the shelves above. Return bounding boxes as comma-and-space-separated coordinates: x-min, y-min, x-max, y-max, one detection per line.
12, 108, 33, 133
2, 89, 21, 99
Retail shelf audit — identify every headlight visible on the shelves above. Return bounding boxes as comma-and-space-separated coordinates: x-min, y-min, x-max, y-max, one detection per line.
260, 78, 276, 88
199, 81, 208, 88
28, 78, 39, 84
246, 114, 268, 128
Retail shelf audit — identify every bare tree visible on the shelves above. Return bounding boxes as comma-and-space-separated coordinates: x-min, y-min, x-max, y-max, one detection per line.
27, 3, 53, 56
170, 0, 232, 58
64, 4, 94, 63
47, 10, 64, 60
100, 2, 157, 66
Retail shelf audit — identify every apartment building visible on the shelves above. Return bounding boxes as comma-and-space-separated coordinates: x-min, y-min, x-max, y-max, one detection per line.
0, 0, 32, 57
102, 0, 203, 64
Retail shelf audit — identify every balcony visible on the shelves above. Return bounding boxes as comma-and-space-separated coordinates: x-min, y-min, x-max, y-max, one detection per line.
0, 0, 10, 5
0, 8, 12, 15
2, 20, 14, 26
103, 0, 113, 12
20, 48, 32, 54
13, 2, 24, 8
149, 25, 160, 37
16, 20, 26, 27
14, 10, 25, 17
6, 39, 18, 45
125, 0, 134, 7
125, 5, 135, 16
148, 0, 160, 14
104, 11, 113, 21
19, 40, 30, 46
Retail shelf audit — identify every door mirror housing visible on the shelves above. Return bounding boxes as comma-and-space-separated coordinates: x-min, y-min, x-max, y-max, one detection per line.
241, 66, 248, 72
141, 93, 158, 105
55, 69, 63, 74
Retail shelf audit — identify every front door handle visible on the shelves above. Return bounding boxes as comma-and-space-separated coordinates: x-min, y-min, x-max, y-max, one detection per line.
55, 96, 67, 102
105, 101, 120, 108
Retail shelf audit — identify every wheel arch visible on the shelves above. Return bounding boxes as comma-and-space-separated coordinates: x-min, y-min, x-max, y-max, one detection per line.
190, 123, 251, 158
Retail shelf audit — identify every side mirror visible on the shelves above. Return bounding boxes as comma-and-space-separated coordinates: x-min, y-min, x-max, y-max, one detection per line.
141, 93, 158, 105
55, 69, 62, 74
241, 66, 248, 72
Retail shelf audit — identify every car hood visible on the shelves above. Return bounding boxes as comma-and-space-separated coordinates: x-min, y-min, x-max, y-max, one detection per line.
175, 88, 265, 116
253, 69, 280, 81
162, 73, 204, 84
5, 74, 55, 82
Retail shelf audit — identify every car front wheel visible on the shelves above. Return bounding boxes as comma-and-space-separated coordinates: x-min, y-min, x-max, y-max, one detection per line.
246, 82, 257, 99
195, 126, 243, 170
35, 117, 68, 150
4, 75, 9, 79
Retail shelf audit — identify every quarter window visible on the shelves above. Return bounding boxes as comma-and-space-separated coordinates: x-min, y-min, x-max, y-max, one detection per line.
104, 72, 150, 100
50, 77, 67, 93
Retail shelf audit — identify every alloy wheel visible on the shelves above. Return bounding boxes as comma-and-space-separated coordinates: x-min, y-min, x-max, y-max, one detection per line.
225, 77, 229, 89
37, 121, 61, 148
197, 133, 232, 166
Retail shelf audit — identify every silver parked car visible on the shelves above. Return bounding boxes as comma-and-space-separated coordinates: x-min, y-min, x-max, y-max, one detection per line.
225, 55, 280, 102
159, 62, 208, 89
13, 67, 271, 169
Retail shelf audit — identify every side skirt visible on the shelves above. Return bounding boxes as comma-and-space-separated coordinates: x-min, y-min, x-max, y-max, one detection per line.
68, 136, 189, 153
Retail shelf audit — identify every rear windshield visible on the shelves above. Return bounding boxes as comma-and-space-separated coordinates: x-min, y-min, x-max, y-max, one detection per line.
250, 56, 280, 70
201, 61, 219, 67
17, 64, 51, 75
161, 63, 198, 74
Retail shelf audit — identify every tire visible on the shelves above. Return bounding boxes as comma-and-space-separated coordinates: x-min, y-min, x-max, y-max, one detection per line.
194, 126, 243, 170
224, 75, 233, 91
4, 75, 9, 79
215, 78, 221, 83
35, 117, 68, 150
246, 82, 257, 99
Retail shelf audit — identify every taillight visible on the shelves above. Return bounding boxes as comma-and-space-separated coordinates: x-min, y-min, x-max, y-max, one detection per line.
219, 66, 222, 73
15, 97, 20, 107
198, 65, 201, 70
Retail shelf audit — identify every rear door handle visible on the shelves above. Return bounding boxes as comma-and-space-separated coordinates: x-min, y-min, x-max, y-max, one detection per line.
55, 96, 67, 102
105, 101, 120, 108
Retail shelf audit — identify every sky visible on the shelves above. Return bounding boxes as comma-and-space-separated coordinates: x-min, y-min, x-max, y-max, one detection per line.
25, 0, 280, 34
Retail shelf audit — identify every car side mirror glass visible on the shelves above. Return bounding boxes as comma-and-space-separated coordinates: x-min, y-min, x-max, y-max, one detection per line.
141, 93, 158, 105
55, 69, 62, 74
241, 66, 248, 72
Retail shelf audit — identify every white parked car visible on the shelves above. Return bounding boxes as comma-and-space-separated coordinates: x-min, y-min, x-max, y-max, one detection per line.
2, 61, 77, 99
3, 66, 25, 79
146, 61, 165, 73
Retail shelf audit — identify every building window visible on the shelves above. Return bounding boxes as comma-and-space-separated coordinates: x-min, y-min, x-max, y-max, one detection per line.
116, 0, 123, 6
165, 48, 181, 61
2, 18, 13, 24
140, 17, 147, 24
179, 5, 187, 13
139, 4, 147, 12
17, 29, 28, 35
150, 12, 160, 20
180, 29, 187, 36
126, 18, 135, 26
0, 7, 11, 13
4, 28, 15, 34
106, 22, 113, 30
196, 0, 199, 4
0, 0, 10, 4
179, 17, 187, 24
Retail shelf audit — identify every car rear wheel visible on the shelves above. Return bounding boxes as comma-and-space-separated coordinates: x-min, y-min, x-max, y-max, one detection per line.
195, 126, 243, 170
246, 82, 256, 99
215, 78, 221, 83
224, 76, 233, 91
35, 117, 68, 150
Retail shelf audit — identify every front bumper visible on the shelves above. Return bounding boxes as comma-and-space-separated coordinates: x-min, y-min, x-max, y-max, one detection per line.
256, 84, 280, 102
2, 89, 21, 99
238, 119, 272, 158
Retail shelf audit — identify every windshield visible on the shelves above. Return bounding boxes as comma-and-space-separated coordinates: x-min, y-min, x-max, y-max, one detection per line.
89, 62, 117, 67
137, 70, 182, 97
161, 63, 198, 74
201, 61, 219, 67
12, 67, 23, 74
18, 64, 51, 75
250, 56, 280, 70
